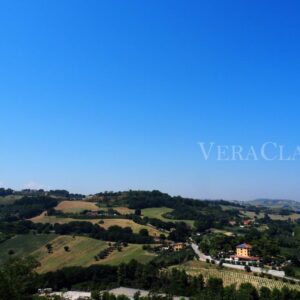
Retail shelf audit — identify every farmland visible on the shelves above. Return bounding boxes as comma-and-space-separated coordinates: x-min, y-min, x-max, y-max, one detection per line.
55, 200, 100, 213
174, 260, 300, 291
55, 200, 134, 215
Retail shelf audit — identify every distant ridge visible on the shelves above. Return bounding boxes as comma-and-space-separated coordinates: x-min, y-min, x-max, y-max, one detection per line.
247, 198, 300, 210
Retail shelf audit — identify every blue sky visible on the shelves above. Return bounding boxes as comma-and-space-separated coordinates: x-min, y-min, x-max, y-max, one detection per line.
0, 1, 299, 200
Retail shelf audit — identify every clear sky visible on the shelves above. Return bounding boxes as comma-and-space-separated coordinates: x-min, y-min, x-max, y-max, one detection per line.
0, 1, 299, 200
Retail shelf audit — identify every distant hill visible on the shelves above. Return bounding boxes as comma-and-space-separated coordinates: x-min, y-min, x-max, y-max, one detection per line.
247, 199, 300, 211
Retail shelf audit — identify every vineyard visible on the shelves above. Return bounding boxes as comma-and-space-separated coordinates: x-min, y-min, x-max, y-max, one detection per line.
174, 261, 300, 291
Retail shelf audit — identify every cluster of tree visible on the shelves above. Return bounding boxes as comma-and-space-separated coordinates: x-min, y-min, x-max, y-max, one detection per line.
95, 246, 115, 260
48, 189, 85, 199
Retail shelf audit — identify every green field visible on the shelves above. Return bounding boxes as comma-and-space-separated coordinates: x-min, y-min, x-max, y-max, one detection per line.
142, 207, 195, 227
142, 207, 174, 221
173, 260, 300, 291
0, 234, 58, 263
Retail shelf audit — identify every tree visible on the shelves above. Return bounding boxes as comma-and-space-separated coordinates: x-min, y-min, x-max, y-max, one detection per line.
237, 283, 258, 300
91, 290, 100, 300
134, 209, 141, 216
8, 249, 15, 256
0, 257, 39, 300
139, 228, 149, 237
260, 287, 271, 300
45, 243, 53, 253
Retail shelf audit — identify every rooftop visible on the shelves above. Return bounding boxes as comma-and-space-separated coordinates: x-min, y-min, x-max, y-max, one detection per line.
237, 243, 252, 249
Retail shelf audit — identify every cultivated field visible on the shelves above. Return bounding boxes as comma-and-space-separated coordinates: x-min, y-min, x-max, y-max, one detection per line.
55, 200, 100, 213
174, 260, 300, 291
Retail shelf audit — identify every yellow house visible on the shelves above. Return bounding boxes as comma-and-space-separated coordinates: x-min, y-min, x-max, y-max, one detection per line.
173, 243, 185, 251
236, 243, 252, 257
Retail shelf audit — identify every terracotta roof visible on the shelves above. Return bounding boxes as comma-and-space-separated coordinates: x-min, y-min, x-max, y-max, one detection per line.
237, 243, 252, 249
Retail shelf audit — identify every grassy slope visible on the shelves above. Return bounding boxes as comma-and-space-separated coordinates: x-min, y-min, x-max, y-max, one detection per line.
142, 207, 195, 227
0, 234, 155, 272
0, 234, 57, 263
174, 260, 300, 291
33, 236, 155, 272
33, 235, 108, 272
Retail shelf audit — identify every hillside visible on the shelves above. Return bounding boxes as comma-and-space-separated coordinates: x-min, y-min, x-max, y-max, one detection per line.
248, 199, 300, 211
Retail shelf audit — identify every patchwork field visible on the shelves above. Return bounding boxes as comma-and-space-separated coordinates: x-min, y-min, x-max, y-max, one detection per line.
174, 260, 300, 291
